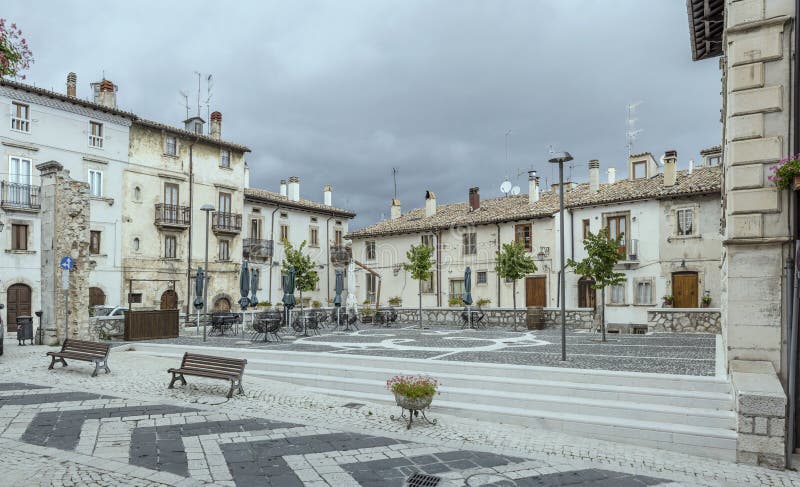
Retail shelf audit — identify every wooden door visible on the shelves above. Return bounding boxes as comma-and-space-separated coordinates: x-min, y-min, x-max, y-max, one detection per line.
525, 277, 547, 307
6, 283, 31, 332
89, 287, 106, 307
578, 277, 596, 308
160, 290, 178, 310
672, 272, 698, 308
607, 215, 627, 257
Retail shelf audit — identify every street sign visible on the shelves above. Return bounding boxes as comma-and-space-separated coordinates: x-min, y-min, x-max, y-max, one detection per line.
61, 269, 69, 290
60, 256, 75, 271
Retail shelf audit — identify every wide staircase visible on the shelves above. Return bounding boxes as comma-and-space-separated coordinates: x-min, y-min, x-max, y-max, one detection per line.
128, 344, 736, 461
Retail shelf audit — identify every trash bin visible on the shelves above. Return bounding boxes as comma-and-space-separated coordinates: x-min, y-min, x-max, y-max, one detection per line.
17, 316, 34, 346
526, 306, 545, 330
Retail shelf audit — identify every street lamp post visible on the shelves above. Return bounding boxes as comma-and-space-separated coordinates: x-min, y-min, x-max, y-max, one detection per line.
200, 204, 215, 342
548, 151, 573, 362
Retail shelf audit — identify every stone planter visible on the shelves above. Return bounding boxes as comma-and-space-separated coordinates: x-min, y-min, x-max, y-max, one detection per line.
394, 393, 433, 411
662, 303, 673, 308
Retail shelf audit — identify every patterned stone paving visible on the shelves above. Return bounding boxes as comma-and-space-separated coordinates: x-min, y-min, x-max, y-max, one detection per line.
0, 381, 679, 486
144, 327, 717, 375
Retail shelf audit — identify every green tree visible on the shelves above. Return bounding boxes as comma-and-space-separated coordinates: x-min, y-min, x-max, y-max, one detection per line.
567, 228, 625, 342
403, 244, 434, 328
281, 240, 319, 314
0, 19, 34, 79
495, 241, 538, 331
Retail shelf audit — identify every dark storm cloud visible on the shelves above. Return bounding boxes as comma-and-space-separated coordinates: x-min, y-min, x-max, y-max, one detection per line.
5, 1, 720, 227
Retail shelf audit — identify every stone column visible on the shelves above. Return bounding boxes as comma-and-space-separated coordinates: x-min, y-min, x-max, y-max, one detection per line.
37, 161, 91, 344
721, 0, 795, 467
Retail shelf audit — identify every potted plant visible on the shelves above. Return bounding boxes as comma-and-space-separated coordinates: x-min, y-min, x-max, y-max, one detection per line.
388, 296, 402, 307
702, 295, 712, 308
361, 302, 375, 323
448, 296, 462, 307
476, 297, 491, 308
769, 154, 800, 190
312, 300, 322, 308
387, 374, 439, 412
662, 295, 673, 308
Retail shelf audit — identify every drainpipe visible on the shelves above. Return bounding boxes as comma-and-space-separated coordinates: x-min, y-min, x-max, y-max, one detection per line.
569, 208, 575, 261
185, 137, 198, 318
268, 205, 280, 303
436, 230, 443, 307
496, 223, 502, 307
326, 215, 334, 302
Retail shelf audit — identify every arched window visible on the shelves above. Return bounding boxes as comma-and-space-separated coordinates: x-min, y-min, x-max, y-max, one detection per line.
133, 238, 140, 251
89, 287, 106, 307
134, 186, 141, 201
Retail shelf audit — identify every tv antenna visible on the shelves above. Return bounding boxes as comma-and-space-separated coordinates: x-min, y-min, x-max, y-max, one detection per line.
505, 129, 513, 165
626, 101, 644, 157
392, 168, 398, 199
204, 74, 214, 125
179, 91, 190, 119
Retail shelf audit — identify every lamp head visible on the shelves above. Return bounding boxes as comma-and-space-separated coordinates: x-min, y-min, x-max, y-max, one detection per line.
200, 204, 215, 212
548, 152, 573, 164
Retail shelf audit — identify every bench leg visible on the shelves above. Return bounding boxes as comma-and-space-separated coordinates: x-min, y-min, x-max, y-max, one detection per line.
92, 361, 100, 378
168, 372, 186, 389
48, 355, 57, 370
103, 359, 111, 374
227, 381, 236, 398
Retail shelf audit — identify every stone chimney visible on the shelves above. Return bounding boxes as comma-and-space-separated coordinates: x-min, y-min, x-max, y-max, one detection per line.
688, 159, 695, 174
663, 150, 677, 187
66, 72, 77, 97
288, 176, 300, 202
607, 167, 616, 185
390, 198, 402, 220
528, 171, 540, 204
279, 179, 287, 197
323, 185, 332, 206
425, 191, 437, 217
97, 79, 117, 109
589, 159, 600, 193
210, 111, 222, 140
468, 187, 480, 211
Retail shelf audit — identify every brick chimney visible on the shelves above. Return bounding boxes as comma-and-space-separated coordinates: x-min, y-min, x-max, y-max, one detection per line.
468, 187, 480, 211
425, 191, 437, 217
279, 179, 287, 197
663, 150, 677, 187
97, 79, 117, 109
66, 72, 77, 97
288, 176, 300, 202
589, 159, 600, 193
607, 167, 616, 185
323, 184, 332, 206
210, 111, 222, 140
390, 198, 402, 220
528, 171, 540, 204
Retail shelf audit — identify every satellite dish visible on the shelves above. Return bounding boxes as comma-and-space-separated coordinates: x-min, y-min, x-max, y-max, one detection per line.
500, 180, 512, 194
511, 186, 521, 195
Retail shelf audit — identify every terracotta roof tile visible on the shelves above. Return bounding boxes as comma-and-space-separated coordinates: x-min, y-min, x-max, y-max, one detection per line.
348, 166, 721, 239
244, 187, 356, 218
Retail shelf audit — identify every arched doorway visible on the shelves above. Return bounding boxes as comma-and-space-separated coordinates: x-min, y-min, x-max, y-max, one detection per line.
89, 287, 106, 307
6, 283, 31, 332
213, 297, 231, 312
578, 277, 596, 309
160, 290, 178, 310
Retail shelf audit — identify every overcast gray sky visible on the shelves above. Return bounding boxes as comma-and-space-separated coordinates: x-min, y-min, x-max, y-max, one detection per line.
5, 1, 720, 228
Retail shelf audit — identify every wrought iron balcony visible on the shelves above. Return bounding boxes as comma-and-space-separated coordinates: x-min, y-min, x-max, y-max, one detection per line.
154, 204, 191, 229
330, 245, 352, 268
243, 238, 274, 261
1, 182, 40, 211
211, 211, 242, 234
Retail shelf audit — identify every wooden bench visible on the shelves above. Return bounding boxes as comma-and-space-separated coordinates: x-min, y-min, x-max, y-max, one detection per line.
47, 339, 111, 377
168, 352, 247, 398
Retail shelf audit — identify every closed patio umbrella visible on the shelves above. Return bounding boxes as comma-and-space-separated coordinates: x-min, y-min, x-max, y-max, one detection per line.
463, 266, 473, 328
334, 269, 344, 328
249, 268, 259, 307
239, 261, 250, 311
194, 267, 204, 336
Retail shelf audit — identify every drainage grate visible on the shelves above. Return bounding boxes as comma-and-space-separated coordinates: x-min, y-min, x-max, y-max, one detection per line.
407, 472, 441, 487
342, 402, 365, 409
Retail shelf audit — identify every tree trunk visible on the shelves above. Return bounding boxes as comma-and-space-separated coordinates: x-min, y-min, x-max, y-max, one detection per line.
299, 290, 304, 335
512, 280, 517, 332
418, 280, 423, 329
601, 287, 606, 342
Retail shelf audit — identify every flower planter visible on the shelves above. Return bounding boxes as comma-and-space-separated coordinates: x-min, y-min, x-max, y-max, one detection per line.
394, 393, 433, 411
793, 174, 800, 190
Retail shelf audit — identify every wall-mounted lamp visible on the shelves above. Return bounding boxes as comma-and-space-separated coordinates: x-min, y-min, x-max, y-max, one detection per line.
0, 221, 4, 232
680, 259, 686, 268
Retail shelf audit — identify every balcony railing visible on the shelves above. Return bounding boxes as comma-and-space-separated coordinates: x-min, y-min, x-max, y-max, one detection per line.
154, 204, 191, 229
1, 182, 40, 211
330, 245, 352, 268
211, 211, 242, 234
244, 238, 274, 261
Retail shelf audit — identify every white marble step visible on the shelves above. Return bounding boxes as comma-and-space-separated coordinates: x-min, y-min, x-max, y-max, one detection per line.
303, 387, 737, 462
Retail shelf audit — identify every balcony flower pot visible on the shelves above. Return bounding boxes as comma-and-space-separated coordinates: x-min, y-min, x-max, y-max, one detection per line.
769, 156, 800, 190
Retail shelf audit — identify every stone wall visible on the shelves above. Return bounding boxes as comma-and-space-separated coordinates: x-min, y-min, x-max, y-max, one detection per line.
386, 307, 595, 329
730, 360, 787, 469
647, 308, 721, 333
88, 317, 125, 341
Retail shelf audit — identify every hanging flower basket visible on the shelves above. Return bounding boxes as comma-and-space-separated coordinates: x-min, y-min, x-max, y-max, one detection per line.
769, 155, 800, 190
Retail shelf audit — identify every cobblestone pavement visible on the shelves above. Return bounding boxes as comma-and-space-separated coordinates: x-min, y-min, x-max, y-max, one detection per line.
154, 326, 717, 376
0, 339, 795, 486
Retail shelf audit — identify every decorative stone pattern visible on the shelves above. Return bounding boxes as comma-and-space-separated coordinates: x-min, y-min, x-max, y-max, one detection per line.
730, 360, 787, 469
647, 309, 721, 333
88, 317, 125, 341
385, 307, 596, 330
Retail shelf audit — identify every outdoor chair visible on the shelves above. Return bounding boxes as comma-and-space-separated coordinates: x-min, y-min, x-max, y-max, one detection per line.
460, 308, 486, 329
